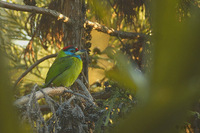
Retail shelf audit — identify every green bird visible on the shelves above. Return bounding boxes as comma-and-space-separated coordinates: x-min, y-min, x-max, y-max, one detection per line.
44, 45, 86, 87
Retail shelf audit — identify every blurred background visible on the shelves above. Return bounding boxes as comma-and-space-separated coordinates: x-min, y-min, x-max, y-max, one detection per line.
0, 0, 200, 133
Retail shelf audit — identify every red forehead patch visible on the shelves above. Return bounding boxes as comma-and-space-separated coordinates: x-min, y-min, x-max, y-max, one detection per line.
62, 45, 73, 50
62, 45, 79, 51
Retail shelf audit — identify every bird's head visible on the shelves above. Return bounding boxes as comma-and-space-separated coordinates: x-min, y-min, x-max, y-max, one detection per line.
62, 45, 86, 59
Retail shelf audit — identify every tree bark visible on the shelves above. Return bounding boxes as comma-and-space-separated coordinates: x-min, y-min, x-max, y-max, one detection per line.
61, 0, 89, 86
62, 0, 84, 48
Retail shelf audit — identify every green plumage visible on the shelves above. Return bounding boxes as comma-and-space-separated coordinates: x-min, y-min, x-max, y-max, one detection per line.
44, 48, 83, 87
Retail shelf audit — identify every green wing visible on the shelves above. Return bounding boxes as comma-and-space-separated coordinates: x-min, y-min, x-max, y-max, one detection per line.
45, 56, 73, 87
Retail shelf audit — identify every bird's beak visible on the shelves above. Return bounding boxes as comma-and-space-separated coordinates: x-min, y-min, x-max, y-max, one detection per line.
75, 49, 86, 55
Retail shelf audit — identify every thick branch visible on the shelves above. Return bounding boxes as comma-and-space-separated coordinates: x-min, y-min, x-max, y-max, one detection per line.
0, 1, 72, 24
0, 1, 145, 39
85, 20, 145, 39
14, 86, 95, 107
14, 87, 65, 106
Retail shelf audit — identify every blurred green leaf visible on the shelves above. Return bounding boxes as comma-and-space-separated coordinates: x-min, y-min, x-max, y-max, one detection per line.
106, 51, 148, 97
0, 51, 27, 133
111, 1, 200, 133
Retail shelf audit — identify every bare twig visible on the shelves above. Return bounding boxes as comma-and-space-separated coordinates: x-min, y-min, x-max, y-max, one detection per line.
0, 1, 146, 39
64, 89, 95, 106
13, 53, 57, 89
25, 84, 49, 132
76, 79, 94, 101
81, 71, 89, 88
39, 89, 60, 131
26, 84, 37, 131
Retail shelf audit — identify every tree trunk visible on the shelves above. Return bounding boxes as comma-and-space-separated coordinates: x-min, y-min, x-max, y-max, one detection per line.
62, 0, 89, 87
62, 0, 84, 47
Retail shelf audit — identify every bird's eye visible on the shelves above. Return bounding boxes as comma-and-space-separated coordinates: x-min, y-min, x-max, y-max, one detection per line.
70, 50, 75, 53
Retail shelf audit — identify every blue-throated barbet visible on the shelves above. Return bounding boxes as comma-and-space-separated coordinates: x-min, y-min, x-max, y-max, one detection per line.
44, 45, 86, 87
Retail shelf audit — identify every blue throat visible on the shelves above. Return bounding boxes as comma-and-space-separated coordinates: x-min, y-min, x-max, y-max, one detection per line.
64, 51, 81, 60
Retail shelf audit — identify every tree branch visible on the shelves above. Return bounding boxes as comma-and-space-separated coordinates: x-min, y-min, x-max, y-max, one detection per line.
0, 1, 72, 24
14, 86, 65, 106
13, 54, 57, 89
85, 20, 145, 39
14, 86, 95, 107
0, 1, 146, 39
76, 79, 94, 101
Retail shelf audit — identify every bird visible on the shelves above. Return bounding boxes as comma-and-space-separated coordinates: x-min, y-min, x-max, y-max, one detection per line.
44, 45, 86, 87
